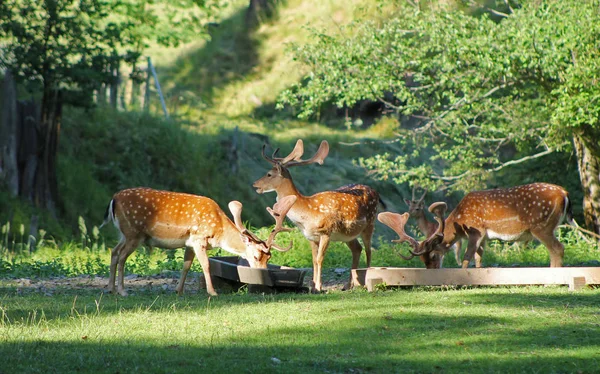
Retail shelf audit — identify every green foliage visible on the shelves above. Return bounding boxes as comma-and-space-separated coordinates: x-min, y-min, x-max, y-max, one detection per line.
0, 0, 223, 106
280, 0, 600, 192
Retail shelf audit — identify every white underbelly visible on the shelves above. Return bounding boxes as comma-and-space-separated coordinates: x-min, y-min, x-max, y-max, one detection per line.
147, 237, 187, 249
486, 229, 532, 242
330, 232, 359, 242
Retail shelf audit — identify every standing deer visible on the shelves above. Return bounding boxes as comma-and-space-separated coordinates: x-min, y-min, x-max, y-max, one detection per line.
101, 187, 297, 296
253, 139, 381, 292
404, 187, 471, 267
384, 183, 571, 268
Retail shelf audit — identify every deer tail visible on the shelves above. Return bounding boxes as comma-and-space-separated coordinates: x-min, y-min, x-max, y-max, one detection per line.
99, 199, 115, 229
564, 194, 574, 225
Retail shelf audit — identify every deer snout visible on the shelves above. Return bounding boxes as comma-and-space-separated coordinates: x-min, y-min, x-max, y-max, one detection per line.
253, 182, 264, 194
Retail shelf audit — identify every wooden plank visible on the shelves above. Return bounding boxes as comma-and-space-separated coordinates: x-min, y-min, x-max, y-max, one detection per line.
352, 267, 600, 289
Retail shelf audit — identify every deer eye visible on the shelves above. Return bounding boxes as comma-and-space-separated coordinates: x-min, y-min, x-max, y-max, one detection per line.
267, 173, 273, 177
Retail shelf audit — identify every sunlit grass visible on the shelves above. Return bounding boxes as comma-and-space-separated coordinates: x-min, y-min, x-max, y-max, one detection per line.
1, 286, 599, 373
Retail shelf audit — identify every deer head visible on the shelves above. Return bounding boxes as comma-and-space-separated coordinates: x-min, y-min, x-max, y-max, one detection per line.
404, 186, 428, 219
253, 139, 329, 194
229, 195, 297, 265
378, 202, 448, 269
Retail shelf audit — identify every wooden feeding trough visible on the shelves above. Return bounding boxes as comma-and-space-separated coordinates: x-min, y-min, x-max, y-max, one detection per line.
352, 267, 600, 292
204, 256, 308, 293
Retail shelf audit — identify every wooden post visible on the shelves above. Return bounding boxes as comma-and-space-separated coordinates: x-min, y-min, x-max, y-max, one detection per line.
568, 277, 586, 291
147, 57, 169, 119
366, 278, 384, 292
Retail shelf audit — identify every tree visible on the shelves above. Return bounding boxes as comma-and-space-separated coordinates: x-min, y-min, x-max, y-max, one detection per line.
278, 0, 600, 235
0, 0, 222, 214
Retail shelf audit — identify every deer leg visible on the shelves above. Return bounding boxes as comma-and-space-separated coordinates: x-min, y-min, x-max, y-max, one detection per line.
108, 239, 125, 294
462, 233, 484, 269
176, 247, 196, 295
311, 236, 331, 293
116, 238, 142, 296
453, 241, 462, 266
344, 239, 363, 290
532, 230, 565, 267
474, 246, 484, 268
189, 241, 217, 296
361, 224, 375, 268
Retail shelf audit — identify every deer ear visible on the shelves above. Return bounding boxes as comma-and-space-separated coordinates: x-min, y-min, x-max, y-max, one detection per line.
404, 198, 411, 206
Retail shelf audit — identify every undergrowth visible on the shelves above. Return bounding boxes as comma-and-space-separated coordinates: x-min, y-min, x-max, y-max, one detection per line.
1, 216, 598, 280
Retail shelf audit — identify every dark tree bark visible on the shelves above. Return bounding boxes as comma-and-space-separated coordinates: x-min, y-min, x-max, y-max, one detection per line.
32, 87, 62, 215
0, 70, 20, 196
18, 99, 40, 201
246, 0, 278, 27
573, 127, 600, 236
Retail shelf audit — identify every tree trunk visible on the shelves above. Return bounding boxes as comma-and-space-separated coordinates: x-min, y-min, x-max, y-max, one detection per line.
573, 129, 600, 236
18, 99, 40, 201
33, 87, 62, 215
246, 0, 277, 27
0, 70, 20, 196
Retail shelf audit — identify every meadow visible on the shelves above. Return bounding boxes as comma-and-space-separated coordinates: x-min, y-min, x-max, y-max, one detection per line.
1, 280, 599, 373
2, 220, 600, 373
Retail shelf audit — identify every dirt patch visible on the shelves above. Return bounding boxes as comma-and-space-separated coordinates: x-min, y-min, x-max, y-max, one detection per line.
1, 268, 351, 295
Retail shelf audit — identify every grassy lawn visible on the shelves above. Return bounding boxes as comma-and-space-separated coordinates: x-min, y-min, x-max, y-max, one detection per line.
1, 285, 599, 373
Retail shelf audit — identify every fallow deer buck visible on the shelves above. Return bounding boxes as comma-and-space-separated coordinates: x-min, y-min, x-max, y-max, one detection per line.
101, 187, 297, 296
386, 183, 572, 268
253, 139, 381, 292
404, 187, 469, 267
378, 202, 449, 266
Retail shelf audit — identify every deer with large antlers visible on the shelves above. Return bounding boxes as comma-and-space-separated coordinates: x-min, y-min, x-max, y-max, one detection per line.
404, 187, 470, 267
253, 139, 381, 292
379, 202, 448, 268
101, 187, 296, 296
383, 183, 572, 268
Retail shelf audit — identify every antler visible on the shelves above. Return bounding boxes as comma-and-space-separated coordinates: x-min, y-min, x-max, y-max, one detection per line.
377, 212, 423, 260
228, 201, 245, 231
421, 202, 447, 248
378, 201, 448, 261
261, 139, 305, 166
265, 195, 297, 251
410, 185, 427, 202
262, 139, 329, 168
418, 189, 427, 203
285, 140, 329, 168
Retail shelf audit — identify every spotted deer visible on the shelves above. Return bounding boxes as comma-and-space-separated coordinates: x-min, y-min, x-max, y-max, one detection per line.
386, 183, 571, 268
101, 187, 297, 296
404, 187, 469, 267
253, 139, 381, 292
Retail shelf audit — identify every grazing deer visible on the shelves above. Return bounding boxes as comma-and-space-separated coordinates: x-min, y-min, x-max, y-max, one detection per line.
101, 187, 297, 296
386, 183, 571, 268
253, 139, 381, 292
404, 187, 472, 267
378, 202, 448, 267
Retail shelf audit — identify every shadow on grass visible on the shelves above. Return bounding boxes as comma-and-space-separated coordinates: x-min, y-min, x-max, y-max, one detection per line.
1, 307, 599, 373
158, 5, 264, 111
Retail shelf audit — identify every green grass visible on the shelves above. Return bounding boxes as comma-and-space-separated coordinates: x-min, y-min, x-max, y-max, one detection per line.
1, 224, 599, 280
1, 286, 599, 373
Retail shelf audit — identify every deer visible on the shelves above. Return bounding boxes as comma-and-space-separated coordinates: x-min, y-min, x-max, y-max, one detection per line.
253, 139, 381, 292
378, 202, 449, 267
384, 183, 572, 269
404, 187, 471, 267
101, 187, 297, 296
